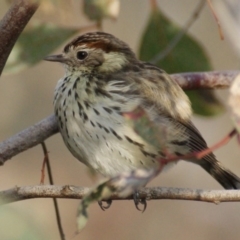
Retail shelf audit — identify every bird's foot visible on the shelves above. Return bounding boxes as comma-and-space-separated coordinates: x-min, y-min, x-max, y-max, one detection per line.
133, 191, 147, 212
98, 200, 112, 211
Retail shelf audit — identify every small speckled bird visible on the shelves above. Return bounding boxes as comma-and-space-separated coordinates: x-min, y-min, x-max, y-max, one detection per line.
45, 31, 240, 189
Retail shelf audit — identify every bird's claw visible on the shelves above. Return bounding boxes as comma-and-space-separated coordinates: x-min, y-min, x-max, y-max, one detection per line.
98, 199, 112, 211
133, 191, 147, 212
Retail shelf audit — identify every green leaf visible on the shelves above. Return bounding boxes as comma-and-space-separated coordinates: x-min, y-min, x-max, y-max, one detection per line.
185, 89, 224, 116
0, 199, 46, 239
5, 22, 79, 74
139, 8, 224, 116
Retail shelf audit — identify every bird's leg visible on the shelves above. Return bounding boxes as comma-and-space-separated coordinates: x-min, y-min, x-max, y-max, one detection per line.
98, 200, 112, 211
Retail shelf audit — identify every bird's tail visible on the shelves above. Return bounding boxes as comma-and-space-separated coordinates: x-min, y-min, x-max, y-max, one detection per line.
198, 153, 240, 189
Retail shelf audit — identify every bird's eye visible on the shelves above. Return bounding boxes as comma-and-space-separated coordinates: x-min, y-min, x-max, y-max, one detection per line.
76, 51, 88, 60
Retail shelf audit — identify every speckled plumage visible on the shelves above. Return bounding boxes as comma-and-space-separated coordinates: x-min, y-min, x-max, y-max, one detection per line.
46, 32, 240, 189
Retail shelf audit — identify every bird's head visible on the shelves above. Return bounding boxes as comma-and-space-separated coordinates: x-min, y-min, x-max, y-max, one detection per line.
44, 32, 137, 74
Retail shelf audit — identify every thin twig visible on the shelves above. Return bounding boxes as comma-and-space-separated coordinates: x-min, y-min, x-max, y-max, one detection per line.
197, 129, 237, 159
1, 185, 240, 204
150, 0, 205, 64
41, 142, 65, 240
206, 0, 224, 40
40, 151, 46, 184
0, 0, 40, 75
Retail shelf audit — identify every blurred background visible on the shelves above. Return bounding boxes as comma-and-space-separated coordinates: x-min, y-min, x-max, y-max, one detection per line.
1, 0, 240, 239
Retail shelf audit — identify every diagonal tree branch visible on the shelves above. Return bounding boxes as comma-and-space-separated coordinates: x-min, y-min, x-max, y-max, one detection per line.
1, 185, 240, 205
0, 71, 239, 165
0, 0, 40, 76
0, 114, 58, 165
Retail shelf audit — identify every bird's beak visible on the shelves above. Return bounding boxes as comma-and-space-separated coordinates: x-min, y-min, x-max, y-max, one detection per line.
44, 54, 67, 63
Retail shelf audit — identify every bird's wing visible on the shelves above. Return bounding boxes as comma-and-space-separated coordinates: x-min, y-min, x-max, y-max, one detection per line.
133, 63, 210, 154
111, 63, 240, 189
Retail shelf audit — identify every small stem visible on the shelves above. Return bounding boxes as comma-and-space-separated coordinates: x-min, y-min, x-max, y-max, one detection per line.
41, 142, 65, 240
206, 0, 224, 40
40, 153, 46, 184
197, 129, 237, 159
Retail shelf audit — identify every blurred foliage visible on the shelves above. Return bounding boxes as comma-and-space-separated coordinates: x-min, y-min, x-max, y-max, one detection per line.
83, 0, 119, 21
5, 22, 78, 74
5, 0, 120, 74
229, 74, 240, 134
139, 7, 224, 116
0, 200, 46, 240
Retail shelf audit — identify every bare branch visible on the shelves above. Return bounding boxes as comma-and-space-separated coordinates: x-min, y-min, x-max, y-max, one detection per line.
172, 71, 240, 89
0, 114, 58, 165
0, 0, 40, 75
1, 185, 240, 205
0, 71, 238, 165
